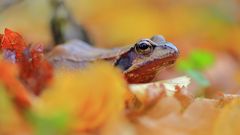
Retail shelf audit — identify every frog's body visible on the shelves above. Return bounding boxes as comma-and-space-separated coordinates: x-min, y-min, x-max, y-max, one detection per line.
47, 35, 179, 83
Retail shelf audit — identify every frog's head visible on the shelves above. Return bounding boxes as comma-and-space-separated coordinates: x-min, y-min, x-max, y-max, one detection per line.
114, 35, 179, 83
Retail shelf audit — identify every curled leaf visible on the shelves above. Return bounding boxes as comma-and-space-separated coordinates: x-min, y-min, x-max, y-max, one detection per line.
127, 76, 191, 115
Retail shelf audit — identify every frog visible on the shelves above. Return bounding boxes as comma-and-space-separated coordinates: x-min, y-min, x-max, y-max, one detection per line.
47, 35, 179, 83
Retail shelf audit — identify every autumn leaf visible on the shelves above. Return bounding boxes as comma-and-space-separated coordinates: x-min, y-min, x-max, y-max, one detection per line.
214, 98, 240, 135
19, 45, 53, 95
176, 50, 214, 88
0, 84, 30, 134
0, 60, 32, 108
176, 50, 215, 71
26, 110, 70, 135
0, 28, 27, 61
0, 29, 53, 95
31, 62, 127, 132
127, 76, 191, 115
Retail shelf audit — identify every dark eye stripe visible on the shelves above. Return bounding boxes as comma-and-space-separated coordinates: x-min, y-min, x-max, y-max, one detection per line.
114, 49, 135, 71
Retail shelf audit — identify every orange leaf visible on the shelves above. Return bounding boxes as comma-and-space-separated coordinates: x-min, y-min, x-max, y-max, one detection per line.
0, 61, 32, 108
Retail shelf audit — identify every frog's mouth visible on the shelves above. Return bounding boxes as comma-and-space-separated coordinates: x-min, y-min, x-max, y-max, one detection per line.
124, 54, 178, 84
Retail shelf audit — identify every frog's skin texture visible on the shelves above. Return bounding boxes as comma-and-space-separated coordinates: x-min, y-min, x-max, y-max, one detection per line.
47, 35, 179, 83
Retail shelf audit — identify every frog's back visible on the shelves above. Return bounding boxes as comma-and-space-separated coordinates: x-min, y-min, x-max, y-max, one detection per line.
47, 40, 113, 69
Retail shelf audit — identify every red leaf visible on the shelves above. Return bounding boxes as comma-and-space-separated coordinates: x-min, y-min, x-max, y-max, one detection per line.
0, 28, 53, 95
19, 45, 53, 95
1, 28, 27, 61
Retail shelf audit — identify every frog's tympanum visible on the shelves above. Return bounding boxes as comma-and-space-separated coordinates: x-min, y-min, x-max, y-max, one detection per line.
47, 35, 179, 83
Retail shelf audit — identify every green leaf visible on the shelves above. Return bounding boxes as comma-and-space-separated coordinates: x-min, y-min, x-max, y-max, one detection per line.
26, 110, 70, 135
177, 50, 215, 72
176, 59, 194, 71
189, 50, 215, 70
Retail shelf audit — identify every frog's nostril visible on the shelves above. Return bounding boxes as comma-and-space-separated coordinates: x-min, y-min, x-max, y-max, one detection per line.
165, 42, 178, 53
162, 44, 167, 49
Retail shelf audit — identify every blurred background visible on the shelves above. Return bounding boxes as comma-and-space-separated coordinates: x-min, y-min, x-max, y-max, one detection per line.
0, 0, 240, 94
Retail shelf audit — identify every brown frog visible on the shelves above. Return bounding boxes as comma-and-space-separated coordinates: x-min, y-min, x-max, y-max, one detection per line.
47, 35, 179, 83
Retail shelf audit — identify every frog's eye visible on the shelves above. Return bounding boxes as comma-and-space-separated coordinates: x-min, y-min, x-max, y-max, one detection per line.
135, 41, 153, 55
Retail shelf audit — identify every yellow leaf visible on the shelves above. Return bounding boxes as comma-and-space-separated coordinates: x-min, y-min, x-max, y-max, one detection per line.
33, 62, 128, 131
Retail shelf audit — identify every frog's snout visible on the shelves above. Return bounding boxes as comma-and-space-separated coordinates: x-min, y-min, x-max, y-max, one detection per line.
165, 42, 179, 54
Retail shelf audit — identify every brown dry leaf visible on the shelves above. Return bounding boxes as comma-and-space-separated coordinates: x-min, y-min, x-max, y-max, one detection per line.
174, 86, 194, 108
135, 113, 187, 135
215, 94, 240, 108
145, 96, 182, 119
213, 98, 240, 135
127, 76, 191, 115
182, 99, 220, 135
100, 116, 136, 135
134, 98, 220, 135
